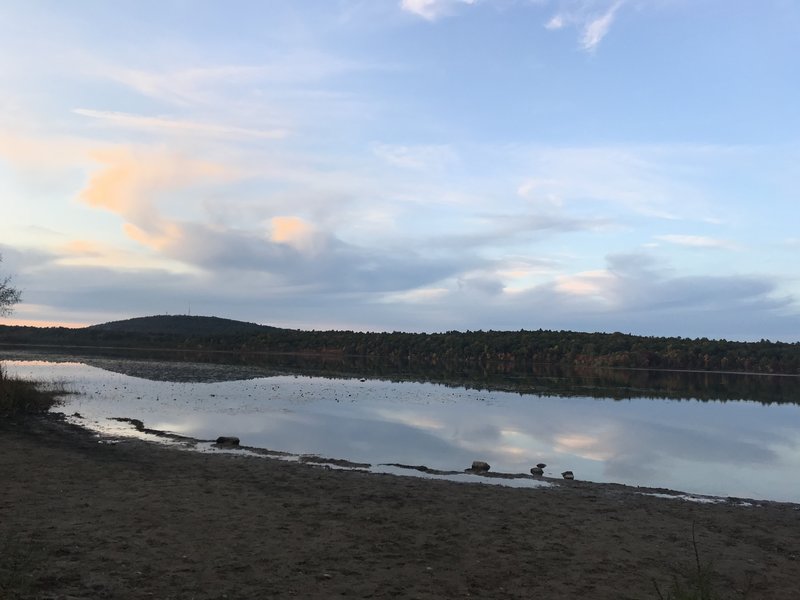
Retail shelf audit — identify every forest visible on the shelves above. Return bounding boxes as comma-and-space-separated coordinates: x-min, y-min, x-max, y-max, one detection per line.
0, 315, 799, 375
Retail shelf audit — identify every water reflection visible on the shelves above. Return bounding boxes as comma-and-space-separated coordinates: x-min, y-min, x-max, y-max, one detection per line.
4, 355, 800, 503
4, 346, 800, 403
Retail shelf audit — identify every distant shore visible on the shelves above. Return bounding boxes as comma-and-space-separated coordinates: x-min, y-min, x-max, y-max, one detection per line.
2, 413, 799, 599
3, 313, 800, 377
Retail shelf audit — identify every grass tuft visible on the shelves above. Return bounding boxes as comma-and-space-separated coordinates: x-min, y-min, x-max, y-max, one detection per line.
0, 531, 47, 599
0, 362, 67, 416
653, 522, 751, 600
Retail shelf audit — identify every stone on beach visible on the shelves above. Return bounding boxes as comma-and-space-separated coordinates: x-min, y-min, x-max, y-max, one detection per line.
536, 463, 546, 469
470, 461, 491, 472
530, 466, 544, 476
215, 436, 240, 446
562, 470, 575, 480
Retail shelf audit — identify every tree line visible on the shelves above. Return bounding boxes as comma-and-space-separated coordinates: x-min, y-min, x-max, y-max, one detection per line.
1, 317, 799, 375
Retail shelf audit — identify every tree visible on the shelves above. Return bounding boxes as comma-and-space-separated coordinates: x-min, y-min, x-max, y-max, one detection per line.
0, 254, 21, 317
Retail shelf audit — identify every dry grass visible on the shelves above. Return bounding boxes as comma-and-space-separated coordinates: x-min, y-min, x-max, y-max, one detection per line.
0, 362, 67, 416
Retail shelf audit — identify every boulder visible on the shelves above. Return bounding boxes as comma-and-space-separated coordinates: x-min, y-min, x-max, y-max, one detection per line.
536, 463, 546, 469
530, 466, 544, 476
561, 470, 575, 480
470, 461, 491, 472
215, 436, 240, 446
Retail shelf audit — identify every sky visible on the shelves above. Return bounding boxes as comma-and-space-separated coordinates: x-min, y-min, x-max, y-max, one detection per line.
0, 0, 799, 341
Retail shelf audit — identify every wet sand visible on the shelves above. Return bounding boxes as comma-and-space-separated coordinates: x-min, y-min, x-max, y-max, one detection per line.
2, 414, 799, 599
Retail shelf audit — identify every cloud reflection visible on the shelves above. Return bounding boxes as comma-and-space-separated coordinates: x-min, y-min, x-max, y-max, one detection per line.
9, 359, 800, 502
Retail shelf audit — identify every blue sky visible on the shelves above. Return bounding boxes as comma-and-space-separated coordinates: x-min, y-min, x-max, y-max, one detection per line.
1, 0, 799, 340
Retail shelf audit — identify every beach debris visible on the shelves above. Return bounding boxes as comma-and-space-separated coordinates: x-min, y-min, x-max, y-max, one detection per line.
530, 466, 544, 476
536, 463, 546, 469
561, 470, 575, 480
299, 455, 371, 469
387, 463, 431, 473
383, 463, 462, 476
111, 417, 145, 431
470, 461, 491, 473
215, 436, 240, 446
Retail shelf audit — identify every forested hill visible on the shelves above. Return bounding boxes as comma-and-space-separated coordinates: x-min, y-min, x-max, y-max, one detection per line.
87, 315, 276, 336
0, 315, 799, 374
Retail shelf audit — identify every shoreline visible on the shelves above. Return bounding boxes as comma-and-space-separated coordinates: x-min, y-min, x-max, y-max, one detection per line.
82, 411, 793, 506
5, 349, 800, 505
2, 412, 799, 599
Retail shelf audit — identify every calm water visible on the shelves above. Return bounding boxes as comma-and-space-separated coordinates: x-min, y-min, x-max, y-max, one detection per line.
6, 356, 800, 502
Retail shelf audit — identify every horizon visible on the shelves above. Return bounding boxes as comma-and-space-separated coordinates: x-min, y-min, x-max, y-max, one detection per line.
2, 312, 798, 345
1, 1, 799, 342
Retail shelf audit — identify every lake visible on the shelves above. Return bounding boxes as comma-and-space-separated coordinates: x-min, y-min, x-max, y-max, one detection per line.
4, 351, 800, 503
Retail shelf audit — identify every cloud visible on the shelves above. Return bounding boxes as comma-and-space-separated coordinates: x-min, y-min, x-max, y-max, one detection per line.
78, 146, 236, 225
269, 216, 325, 254
61, 184, 469, 297
517, 178, 564, 207
73, 109, 288, 140
400, 0, 477, 21
544, 0, 626, 52
79, 55, 378, 147
53, 238, 193, 273
399, 0, 626, 52
545, 14, 565, 30
98, 64, 275, 107
0, 130, 92, 168
513, 144, 728, 221
173, 221, 462, 294
61, 136, 482, 302
554, 269, 614, 300
580, 1, 623, 51
515, 253, 799, 339
544, 252, 785, 314
123, 222, 185, 253
421, 211, 613, 252
655, 234, 739, 251
97, 56, 370, 108
372, 143, 457, 170
371, 251, 800, 340
7, 235, 800, 339
399, 0, 626, 50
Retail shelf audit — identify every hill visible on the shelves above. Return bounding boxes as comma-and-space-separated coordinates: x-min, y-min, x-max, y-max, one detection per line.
87, 315, 278, 337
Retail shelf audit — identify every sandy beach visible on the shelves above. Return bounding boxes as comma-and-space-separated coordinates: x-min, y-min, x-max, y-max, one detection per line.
2, 414, 799, 599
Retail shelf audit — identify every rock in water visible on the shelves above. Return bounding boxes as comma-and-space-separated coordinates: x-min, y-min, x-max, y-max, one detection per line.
471, 461, 491, 472
215, 436, 240, 446
530, 466, 544, 476
561, 470, 575, 480
536, 463, 546, 469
